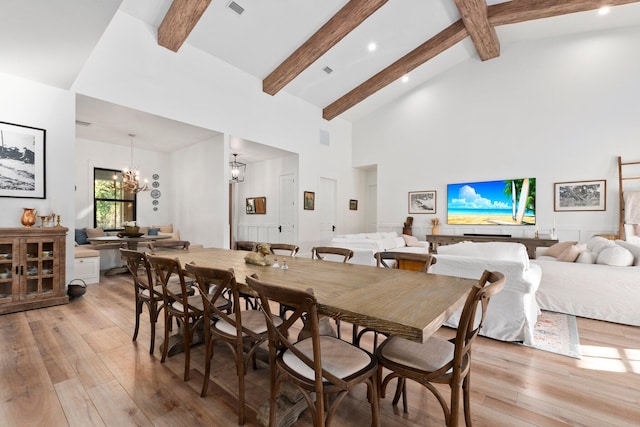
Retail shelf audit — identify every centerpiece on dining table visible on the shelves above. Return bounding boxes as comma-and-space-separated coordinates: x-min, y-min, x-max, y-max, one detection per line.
117, 221, 144, 238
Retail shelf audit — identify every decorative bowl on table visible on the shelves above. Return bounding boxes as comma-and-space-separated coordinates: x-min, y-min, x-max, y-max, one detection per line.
117, 232, 144, 238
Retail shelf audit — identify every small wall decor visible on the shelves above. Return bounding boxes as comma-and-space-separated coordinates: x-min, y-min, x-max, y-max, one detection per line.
246, 196, 266, 214
349, 199, 358, 210
408, 190, 436, 214
304, 191, 315, 210
554, 180, 606, 211
0, 121, 46, 199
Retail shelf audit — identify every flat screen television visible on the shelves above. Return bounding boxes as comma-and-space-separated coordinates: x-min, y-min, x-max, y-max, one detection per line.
447, 178, 536, 225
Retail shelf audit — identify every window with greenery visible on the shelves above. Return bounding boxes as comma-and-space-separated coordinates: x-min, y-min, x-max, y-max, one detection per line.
94, 168, 136, 230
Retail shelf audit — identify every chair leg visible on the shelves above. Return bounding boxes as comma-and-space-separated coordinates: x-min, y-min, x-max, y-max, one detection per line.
463, 374, 472, 427
449, 380, 462, 427
237, 344, 246, 425
161, 311, 170, 363
133, 298, 142, 342
201, 332, 213, 398
183, 317, 192, 381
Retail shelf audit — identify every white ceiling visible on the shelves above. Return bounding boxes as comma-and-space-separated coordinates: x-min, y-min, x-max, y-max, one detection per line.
2, 0, 640, 155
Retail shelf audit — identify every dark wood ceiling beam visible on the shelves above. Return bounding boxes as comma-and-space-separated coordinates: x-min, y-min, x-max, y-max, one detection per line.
322, 20, 467, 121
488, 0, 640, 26
454, 0, 500, 60
158, 0, 212, 52
262, 0, 388, 96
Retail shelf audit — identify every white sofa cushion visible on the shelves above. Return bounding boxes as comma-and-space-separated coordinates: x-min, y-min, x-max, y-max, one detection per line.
587, 236, 616, 256
576, 250, 596, 264
437, 241, 529, 269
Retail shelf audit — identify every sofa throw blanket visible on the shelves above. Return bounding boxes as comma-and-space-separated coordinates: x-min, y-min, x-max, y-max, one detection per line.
624, 191, 640, 223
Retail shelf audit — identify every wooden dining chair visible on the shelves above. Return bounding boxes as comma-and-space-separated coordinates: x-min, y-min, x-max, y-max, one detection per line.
310, 246, 354, 339
376, 270, 505, 426
374, 251, 437, 272
311, 246, 353, 263
234, 241, 257, 251
119, 248, 167, 354
148, 240, 190, 251
268, 243, 299, 257
246, 275, 380, 427
146, 255, 229, 381
354, 252, 438, 350
185, 264, 275, 425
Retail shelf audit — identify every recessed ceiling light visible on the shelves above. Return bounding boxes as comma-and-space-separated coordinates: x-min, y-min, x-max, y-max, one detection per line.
598, 6, 610, 15
401, 75, 409, 83
368, 42, 377, 52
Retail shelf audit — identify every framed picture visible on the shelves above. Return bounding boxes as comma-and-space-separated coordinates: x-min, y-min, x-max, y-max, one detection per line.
349, 199, 358, 210
0, 121, 46, 199
554, 180, 606, 211
246, 196, 266, 214
304, 191, 315, 210
409, 190, 436, 214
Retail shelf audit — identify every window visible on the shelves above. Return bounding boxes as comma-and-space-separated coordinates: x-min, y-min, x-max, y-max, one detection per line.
94, 168, 136, 230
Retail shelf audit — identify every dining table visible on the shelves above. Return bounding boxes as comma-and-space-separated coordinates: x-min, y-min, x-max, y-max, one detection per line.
88, 234, 171, 275
154, 246, 477, 426
154, 246, 475, 344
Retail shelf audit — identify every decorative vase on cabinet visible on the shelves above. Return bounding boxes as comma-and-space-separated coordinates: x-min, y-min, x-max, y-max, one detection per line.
21, 208, 37, 228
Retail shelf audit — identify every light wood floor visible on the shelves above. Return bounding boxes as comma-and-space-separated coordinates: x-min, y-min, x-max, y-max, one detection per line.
1, 273, 638, 426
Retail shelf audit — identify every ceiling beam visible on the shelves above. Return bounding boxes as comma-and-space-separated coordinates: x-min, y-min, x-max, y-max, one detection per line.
158, 0, 212, 52
454, 0, 500, 60
488, 0, 640, 26
322, 20, 468, 121
262, 0, 388, 96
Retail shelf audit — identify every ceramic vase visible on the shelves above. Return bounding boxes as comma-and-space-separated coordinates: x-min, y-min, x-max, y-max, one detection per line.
432, 226, 440, 235
21, 208, 37, 228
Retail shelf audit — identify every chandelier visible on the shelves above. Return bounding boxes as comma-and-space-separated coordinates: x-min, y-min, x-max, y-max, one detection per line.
229, 153, 246, 183
121, 133, 148, 194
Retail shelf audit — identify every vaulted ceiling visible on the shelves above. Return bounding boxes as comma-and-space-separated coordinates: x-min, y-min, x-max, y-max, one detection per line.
1, 0, 639, 152
153, 0, 640, 120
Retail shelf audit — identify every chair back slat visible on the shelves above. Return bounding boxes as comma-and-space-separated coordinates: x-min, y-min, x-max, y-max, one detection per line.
119, 248, 158, 298
374, 252, 437, 272
268, 243, 300, 257
146, 255, 193, 314
311, 246, 353, 262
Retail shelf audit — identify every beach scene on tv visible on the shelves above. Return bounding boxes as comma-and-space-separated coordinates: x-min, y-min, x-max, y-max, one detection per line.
447, 178, 536, 225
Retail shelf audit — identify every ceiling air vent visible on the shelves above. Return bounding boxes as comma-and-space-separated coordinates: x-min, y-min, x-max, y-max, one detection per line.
323, 66, 333, 74
75, 120, 92, 127
227, 1, 245, 15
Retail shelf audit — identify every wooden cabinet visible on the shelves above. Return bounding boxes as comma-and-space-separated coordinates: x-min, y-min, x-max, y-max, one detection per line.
0, 227, 69, 315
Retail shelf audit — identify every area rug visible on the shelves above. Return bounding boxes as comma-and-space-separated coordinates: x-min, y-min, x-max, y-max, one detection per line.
525, 310, 581, 359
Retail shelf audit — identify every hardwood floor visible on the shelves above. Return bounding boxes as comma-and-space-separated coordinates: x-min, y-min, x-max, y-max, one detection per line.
0, 273, 638, 426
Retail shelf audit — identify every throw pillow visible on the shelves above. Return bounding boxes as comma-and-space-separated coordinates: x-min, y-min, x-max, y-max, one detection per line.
74, 228, 89, 245
576, 251, 596, 264
587, 236, 616, 256
153, 224, 173, 233
147, 227, 160, 236
84, 227, 105, 238
544, 241, 577, 258
556, 244, 585, 262
596, 245, 634, 266
614, 240, 640, 266
402, 234, 421, 247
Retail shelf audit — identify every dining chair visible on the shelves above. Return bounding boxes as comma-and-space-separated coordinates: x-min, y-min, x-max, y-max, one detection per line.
376, 270, 505, 426
146, 254, 229, 381
354, 252, 438, 350
119, 248, 166, 354
268, 243, 299, 257
185, 264, 276, 425
234, 241, 257, 251
149, 239, 190, 251
310, 246, 353, 339
246, 275, 380, 427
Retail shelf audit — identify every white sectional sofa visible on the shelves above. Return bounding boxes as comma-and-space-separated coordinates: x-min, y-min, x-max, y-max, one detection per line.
532, 237, 640, 326
330, 232, 429, 266
429, 241, 542, 344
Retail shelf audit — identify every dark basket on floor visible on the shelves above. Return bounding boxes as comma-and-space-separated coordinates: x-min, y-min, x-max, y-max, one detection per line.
67, 279, 87, 299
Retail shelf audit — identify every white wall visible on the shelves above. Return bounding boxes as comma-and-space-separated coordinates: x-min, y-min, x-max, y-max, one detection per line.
0, 72, 76, 277
353, 25, 640, 242
71, 11, 365, 249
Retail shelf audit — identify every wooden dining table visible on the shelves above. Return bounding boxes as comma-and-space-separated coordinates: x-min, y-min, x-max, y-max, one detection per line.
154, 247, 476, 343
